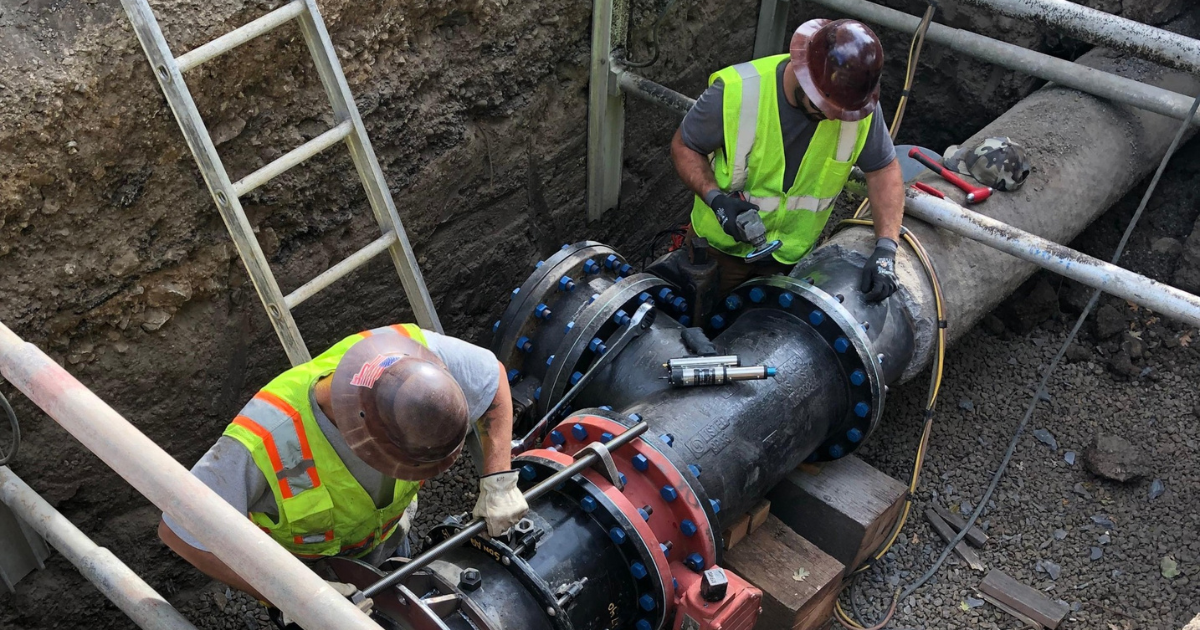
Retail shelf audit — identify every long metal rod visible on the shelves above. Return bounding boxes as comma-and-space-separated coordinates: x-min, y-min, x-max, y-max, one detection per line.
955, 0, 1200, 74
233, 120, 353, 197
846, 181, 1200, 328
175, 1, 304, 73
285, 232, 398, 309
0, 323, 383, 630
614, 68, 696, 118
808, 0, 1200, 126
0, 467, 197, 630
363, 421, 650, 597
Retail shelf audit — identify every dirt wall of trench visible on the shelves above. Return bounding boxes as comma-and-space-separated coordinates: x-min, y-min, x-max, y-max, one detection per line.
0, 0, 1189, 627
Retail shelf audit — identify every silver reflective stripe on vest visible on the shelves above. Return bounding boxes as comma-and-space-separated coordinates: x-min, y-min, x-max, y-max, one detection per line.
729, 62, 762, 192
242, 397, 318, 494
834, 119, 859, 162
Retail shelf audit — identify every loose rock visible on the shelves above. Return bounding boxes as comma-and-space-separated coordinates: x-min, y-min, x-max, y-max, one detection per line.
1094, 304, 1127, 338
1084, 434, 1147, 482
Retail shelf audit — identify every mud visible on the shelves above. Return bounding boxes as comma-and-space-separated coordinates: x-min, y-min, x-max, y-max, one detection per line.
0, 0, 1196, 628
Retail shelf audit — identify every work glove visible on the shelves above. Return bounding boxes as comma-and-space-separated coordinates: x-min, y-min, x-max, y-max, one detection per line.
859, 239, 899, 303
270, 582, 373, 628
707, 192, 759, 243
473, 470, 529, 537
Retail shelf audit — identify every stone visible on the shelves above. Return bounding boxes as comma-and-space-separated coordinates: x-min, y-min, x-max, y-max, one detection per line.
1121, 332, 1146, 360
1094, 304, 1126, 338
1084, 434, 1147, 482
998, 277, 1060, 334
140, 308, 171, 332
1064, 343, 1093, 363
146, 279, 193, 308
1151, 237, 1184, 257
108, 248, 140, 277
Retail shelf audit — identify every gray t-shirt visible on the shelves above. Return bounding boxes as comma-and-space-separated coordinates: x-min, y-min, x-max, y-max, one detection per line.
680, 59, 896, 191
163, 331, 499, 559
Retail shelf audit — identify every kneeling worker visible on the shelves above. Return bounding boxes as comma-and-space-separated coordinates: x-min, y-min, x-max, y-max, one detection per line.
672, 19, 905, 300
158, 323, 526, 606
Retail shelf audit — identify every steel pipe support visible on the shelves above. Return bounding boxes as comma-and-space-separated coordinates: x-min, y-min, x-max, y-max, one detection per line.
0, 322, 383, 630
954, 0, 1200, 74
0, 466, 197, 630
809, 0, 1200, 126
615, 67, 696, 117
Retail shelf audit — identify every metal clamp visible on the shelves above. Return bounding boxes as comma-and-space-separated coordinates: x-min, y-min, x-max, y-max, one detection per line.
575, 441, 623, 491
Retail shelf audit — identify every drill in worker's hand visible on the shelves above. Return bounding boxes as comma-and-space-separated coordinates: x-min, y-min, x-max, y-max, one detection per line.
710, 192, 782, 263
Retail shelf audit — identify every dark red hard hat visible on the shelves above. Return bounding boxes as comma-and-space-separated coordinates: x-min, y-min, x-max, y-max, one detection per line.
331, 330, 469, 481
790, 19, 884, 122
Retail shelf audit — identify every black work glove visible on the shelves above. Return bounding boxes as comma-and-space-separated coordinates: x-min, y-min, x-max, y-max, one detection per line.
707, 191, 758, 243
860, 238, 899, 303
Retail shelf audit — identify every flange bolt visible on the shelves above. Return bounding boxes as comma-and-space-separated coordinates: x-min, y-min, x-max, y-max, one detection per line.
834, 337, 850, 353
506, 369, 520, 383
583, 259, 601, 274
534, 304, 553, 320
710, 314, 726, 329
613, 310, 631, 326
632, 454, 650, 471
459, 568, 482, 591
604, 254, 620, 269
850, 369, 866, 386
748, 287, 766, 303
550, 430, 566, 446
809, 310, 825, 325
779, 292, 795, 308
581, 496, 598, 513
558, 276, 576, 292
684, 553, 705, 573
680, 519, 698, 537
516, 336, 533, 353
519, 464, 537, 481
571, 423, 588, 440
847, 428, 864, 443
661, 485, 678, 502
570, 371, 583, 385
588, 338, 607, 354
638, 594, 656, 611
854, 402, 871, 418
609, 527, 627, 544
631, 562, 648, 579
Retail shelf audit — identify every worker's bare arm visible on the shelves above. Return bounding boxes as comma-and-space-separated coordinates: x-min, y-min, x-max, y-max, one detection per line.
864, 159, 904, 242
475, 362, 516, 475
671, 128, 721, 200
158, 518, 267, 602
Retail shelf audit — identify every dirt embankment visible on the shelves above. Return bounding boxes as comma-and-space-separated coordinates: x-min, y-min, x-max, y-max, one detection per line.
0, 0, 1192, 627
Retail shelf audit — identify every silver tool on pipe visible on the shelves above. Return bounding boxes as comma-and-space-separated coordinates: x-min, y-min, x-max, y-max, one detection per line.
664, 356, 777, 387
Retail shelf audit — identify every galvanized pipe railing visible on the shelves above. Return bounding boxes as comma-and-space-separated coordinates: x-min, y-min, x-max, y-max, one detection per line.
809, 0, 1200, 127
955, 0, 1200, 74
0, 322, 383, 630
0, 466, 198, 630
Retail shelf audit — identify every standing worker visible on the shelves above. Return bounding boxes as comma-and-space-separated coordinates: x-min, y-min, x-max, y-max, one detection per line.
157, 323, 526, 619
672, 19, 905, 299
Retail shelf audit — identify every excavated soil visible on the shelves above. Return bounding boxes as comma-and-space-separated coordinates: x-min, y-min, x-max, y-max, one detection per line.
1, 0, 1197, 628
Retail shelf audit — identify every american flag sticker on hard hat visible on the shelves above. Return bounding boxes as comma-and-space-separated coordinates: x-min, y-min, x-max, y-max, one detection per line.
350, 354, 401, 388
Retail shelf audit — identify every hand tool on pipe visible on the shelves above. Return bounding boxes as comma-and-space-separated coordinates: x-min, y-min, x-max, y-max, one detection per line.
663, 355, 778, 387
911, 181, 946, 198
731, 192, 783, 263
907, 147, 993, 203
511, 301, 656, 455
362, 420, 651, 598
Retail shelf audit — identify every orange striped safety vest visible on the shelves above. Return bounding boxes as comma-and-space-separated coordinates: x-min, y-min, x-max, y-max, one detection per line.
223, 325, 424, 559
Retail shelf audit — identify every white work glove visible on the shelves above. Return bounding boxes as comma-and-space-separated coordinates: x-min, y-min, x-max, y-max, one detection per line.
472, 470, 530, 537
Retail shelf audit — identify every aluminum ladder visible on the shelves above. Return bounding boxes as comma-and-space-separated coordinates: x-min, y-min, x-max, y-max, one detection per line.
119, 0, 443, 366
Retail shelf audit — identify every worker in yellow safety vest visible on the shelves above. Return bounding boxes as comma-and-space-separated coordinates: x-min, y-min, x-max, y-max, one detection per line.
672, 19, 906, 298
158, 324, 526, 617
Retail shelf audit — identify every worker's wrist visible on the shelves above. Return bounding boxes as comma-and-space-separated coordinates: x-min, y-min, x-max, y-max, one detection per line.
875, 237, 898, 253
703, 189, 722, 207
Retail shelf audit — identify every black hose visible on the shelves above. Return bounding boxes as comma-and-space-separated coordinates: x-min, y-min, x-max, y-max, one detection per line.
898, 90, 1200, 605
621, 0, 682, 69
0, 388, 19, 466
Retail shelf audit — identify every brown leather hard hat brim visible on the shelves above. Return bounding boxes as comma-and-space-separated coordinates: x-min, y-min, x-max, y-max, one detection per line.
792, 19, 881, 122
330, 333, 468, 481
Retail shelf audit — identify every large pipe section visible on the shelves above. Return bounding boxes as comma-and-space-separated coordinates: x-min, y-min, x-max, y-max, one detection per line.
954, 0, 1200, 74
0, 322, 383, 630
0, 466, 197, 630
809, 0, 1200, 127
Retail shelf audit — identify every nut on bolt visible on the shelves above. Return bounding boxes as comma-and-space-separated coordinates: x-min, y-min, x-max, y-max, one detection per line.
459, 568, 482, 591
558, 276, 576, 292
534, 303, 553, 320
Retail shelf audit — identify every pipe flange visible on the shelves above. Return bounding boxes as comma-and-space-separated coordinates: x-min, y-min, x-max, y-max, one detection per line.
493, 242, 627, 378
515, 448, 670, 630
703, 276, 885, 461
540, 274, 675, 415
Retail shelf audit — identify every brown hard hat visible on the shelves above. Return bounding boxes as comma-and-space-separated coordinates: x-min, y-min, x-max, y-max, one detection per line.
331, 330, 469, 481
790, 19, 884, 122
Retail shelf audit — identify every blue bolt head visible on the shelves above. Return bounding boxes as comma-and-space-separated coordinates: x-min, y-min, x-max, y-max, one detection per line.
613, 310, 631, 326
558, 276, 576, 292
492, 320, 500, 333
609, 527, 627, 545
588, 337, 606, 353
506, 369, 520, 383
581, 496, 598, 513
636, 621, 652, 630
631, 562, 648, 579
535, 260, 545, 268
549, 430, 566, 446
564, 321, 575, 333
748, 287, 766, 303
710, 314, 726, 329
854, 401, 871, 418
725, 294, 742, 310
601, 431, 614, 443
618, 263, 633, 277
850, 369, 866, 386
638, 507, 651, 521
657, 288, 674, 302
638, 594, 656, 611
661, 485, 678, 502
660, 433, 675, 447
632, 453, 649, 471
588, 293, 599, 304
687, 463, 702, 477
534, 303, 552, 320
570, 371, 583, 385
519, 464, 537, 481
638, 292, 652, 303
561, 243, 571, 250
681, 519, 698, 537
583, 259, 600, 274
671, 296, 687, 311
710, 498, 722, 513
571, 423, 588, 441
779, 292, 795, 308
599, 405, 613, 411
829, 444, 845, 459
534, 386, 542, 400
618, 472, 628, 486
847, 428, 864, 443
629, 413, 642, 423
546, 355, 556, 367
834, 337, 851, 353
684, 553, 705, 572
809, 310, 825, 325
516, 336, 533, 352
679, 315, 692, 327
605, 254, 619, 269
511, 287, 520, 298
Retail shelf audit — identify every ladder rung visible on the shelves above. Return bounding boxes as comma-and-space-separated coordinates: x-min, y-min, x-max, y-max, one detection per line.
175, 1, 305, 73
233, 120, 353, 197
284, 232, 399, 309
